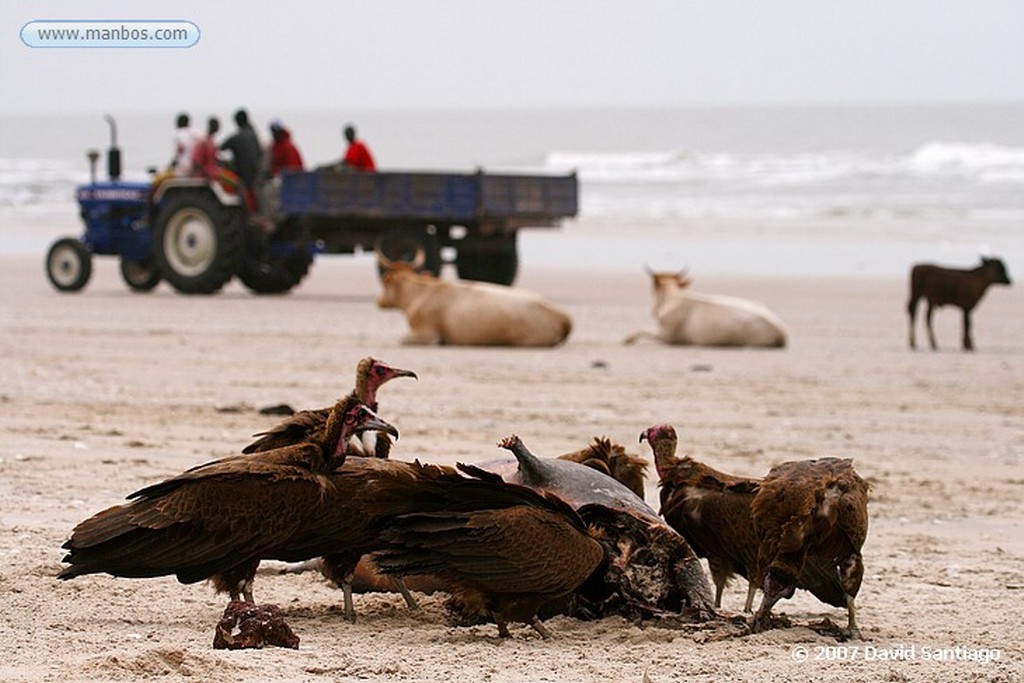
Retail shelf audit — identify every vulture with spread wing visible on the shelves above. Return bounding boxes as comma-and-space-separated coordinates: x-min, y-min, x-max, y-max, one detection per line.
58, 397, 396, 609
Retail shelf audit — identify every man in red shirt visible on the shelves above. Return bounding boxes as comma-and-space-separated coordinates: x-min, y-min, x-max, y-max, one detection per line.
191, 116, 220, 180
269, 120, 304, 176
341, 124, 376, 172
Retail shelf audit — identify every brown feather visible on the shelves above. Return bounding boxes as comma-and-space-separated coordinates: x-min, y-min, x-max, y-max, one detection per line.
751, 457, 870, 636
374, 468, 604, 638
558, 437, 649, 499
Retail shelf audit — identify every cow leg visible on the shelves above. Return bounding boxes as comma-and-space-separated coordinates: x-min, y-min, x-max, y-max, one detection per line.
925, 303, 938, 350
907, 297, 918, 349
962, 309, 974, 351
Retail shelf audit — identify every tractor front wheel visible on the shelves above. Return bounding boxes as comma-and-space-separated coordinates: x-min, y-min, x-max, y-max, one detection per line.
45, 238, 92, 292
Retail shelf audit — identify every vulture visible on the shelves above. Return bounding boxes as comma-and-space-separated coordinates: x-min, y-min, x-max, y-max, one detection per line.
373, 462, 605, 639
642, 425, 868, 636
751, 457, 869, 638
558, 436, 649, 500
481, 434, 716, 620
242, 356, 416, 458
641, 424, 760, 611
58, 397, 397, 610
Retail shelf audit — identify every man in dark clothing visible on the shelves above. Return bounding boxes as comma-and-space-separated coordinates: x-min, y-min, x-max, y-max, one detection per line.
220, 109, 261, 190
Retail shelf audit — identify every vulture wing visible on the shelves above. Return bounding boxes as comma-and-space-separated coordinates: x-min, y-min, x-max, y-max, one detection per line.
59, 453, 331, 584
242, 408, 330, 454
375, 473, 603, 598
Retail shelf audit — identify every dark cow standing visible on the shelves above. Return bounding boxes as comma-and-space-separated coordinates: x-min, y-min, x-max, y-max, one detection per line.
907, 257, 1011, 351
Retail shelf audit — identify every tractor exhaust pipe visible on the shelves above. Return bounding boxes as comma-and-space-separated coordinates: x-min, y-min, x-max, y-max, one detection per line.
105, 114, 121, 181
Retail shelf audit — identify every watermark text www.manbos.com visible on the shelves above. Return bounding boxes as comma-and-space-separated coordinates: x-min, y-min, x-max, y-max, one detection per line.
21, 21, 199, 48
789, 643, 1004, 664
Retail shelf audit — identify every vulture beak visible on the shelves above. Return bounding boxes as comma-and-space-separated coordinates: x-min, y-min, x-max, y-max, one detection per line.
639, 430, 649, 444
390, 368, 418, 381
356, 414, 400, 441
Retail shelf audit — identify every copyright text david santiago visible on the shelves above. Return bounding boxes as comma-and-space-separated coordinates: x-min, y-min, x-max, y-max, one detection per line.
789, 643, 1004, 664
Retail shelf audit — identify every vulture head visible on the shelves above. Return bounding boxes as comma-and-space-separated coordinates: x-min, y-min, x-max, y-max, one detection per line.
639, 424, 680, 480
324, 398, 399, 466
354, 357, 418, 406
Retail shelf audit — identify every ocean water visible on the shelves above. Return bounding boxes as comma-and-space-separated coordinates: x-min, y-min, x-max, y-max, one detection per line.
3, 104, 1023, 276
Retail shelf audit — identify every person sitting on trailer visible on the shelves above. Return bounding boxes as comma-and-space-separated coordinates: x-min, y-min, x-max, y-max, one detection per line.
340, 123, 376, 172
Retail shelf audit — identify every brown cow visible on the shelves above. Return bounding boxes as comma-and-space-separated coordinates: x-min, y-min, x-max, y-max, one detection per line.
907, 257, 1012, 351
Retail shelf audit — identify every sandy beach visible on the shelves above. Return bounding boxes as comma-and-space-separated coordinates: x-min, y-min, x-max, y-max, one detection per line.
1, 253, 1021, 682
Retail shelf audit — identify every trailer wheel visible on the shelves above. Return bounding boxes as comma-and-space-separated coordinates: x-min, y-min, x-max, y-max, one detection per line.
376, 226, 442, 278
119, 257, 161, 292
152, 191, 242, 294
238, 232, 314, 295
46, 238, 92, 292
455, 235, 519, 285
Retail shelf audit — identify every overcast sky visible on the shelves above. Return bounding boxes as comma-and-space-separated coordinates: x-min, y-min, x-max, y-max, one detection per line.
3, 1, 1023, 115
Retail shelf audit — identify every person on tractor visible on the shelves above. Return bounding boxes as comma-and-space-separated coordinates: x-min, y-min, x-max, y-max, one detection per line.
268, 120, 304, 177
170, 113, 201, 177
191, 116, 221, 180
220, 108, 261, 192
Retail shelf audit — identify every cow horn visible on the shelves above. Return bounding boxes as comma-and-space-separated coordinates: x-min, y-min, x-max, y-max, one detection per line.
643, 264, 655, 277
408, 246, 426, 271
374, 238, 394, 270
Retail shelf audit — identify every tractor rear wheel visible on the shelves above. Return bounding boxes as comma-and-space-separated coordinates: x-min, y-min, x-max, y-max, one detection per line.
455, 234, 519, 285
238, 231, 314, 295
45, 238, 92, 292
152, 191, 242, 294
375, 226, 442, 279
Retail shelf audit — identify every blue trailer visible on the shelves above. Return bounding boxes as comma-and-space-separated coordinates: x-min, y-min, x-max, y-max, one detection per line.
45, 118, 578, 294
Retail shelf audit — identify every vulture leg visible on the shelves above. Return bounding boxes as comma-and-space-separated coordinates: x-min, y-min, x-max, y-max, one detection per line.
213, 561, 260, 605
743, 581, 757, 613
391, 577, 420, 611
846, 595, 862, 640
839, 552, 864, 638
342, 579, 357, 623
752, 573, 795, 633
529, 617, 553, 640
240, 580, 255, 605
494, 613, 511, 639
708, 557, 727, 609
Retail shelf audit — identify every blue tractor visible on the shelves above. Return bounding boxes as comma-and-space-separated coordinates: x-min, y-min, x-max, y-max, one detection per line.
45, 116, 312, 295
46, 117, 578, 294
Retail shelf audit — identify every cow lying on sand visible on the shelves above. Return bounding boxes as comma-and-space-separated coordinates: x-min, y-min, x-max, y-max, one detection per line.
625, 270, 787, 348
377, 260, 572, 347
907, 256, 1012, 352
